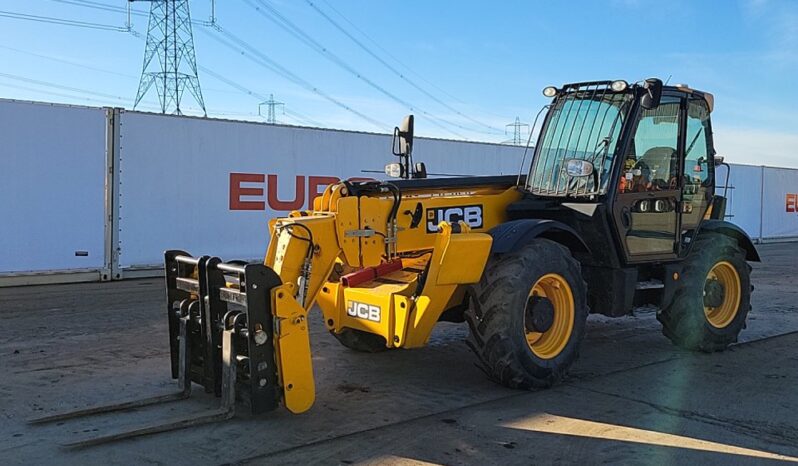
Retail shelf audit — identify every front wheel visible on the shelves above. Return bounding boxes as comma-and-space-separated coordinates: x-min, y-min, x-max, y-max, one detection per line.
658, 233, 752, 351
465, 239, 589, 389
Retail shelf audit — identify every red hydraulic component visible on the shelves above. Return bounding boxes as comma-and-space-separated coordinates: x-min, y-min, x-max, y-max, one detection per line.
341, 259, 403, 287
374, 260, 403, 276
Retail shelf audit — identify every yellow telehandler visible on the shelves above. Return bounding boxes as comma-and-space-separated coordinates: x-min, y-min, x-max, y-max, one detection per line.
33, 78, 759, 446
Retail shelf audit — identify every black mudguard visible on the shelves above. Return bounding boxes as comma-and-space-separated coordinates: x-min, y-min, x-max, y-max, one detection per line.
489, 219, 590, 256
698, 220, 761, 262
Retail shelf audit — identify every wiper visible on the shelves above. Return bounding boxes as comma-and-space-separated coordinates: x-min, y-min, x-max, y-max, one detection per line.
685, 127, 704, 157
590, 136, 611, 163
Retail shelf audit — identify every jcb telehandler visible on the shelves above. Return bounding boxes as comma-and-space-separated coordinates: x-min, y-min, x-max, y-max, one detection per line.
33, 78, 759, 446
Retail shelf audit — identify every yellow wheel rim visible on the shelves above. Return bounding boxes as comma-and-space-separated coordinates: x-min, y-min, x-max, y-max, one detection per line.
704, 261, 741, 329
525, 273, 575, 359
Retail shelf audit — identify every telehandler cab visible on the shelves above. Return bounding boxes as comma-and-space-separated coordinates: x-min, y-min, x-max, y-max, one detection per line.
33, 78, 759, 446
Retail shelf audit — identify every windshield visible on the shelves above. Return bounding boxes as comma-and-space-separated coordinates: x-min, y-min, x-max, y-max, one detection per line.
527, 85, 633, 196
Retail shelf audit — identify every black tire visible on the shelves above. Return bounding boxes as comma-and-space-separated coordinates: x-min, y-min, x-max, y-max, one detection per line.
465, 239, 589, 389
331, 328, 389, 353
658, 233, 752, 352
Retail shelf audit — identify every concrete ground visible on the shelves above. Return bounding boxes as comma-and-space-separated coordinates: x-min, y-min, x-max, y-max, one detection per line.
0, 242, 796, 465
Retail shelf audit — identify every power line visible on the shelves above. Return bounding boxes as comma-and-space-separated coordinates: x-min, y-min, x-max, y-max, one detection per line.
0, 71, 176, 112
0, 44, 139, 80
318, 0, 467, 106
283, 108, 324, 127
50, 0, 138, 16
197, 65, 324, 127
0, 81, 130, 106
322, 0, 511, 123
0, 72, 247, 116
0, 44, 240, 97
0, 9, 128, 32
305, 0, 502, 135
201, 24, 391, 131
243, 0, 470, 139
198, 65, 267, 101
0, 71, 130, 102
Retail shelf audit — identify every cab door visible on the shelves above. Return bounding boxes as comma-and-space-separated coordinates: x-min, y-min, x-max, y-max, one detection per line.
678, 96, 715, 252
613, 94, 685, 262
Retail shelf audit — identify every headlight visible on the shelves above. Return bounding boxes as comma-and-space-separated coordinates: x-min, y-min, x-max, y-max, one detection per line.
564, 159, 594, 177
611, 80, 629, 92
542, 86, 558, 98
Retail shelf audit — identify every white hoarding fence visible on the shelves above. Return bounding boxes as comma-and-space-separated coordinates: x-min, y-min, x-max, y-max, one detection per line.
0, 100, 109, 282
720, 164, 798, 241
719, 163, 763, 238
761, 166, 798, 239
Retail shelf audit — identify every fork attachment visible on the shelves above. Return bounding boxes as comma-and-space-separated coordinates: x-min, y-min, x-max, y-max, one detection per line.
165, 251, 283, 414
28, 251, 283, 447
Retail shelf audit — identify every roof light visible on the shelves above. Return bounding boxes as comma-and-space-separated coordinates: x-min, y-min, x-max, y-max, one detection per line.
611, 80, 629, 92
542, 86, 558, 98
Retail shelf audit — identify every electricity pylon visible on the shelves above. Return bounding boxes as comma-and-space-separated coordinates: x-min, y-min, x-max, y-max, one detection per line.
131, 0, 206, 115
258, 94, 285, 124
504, 116, 529, 145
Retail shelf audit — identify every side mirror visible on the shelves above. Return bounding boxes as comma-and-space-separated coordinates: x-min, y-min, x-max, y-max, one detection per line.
640, 78, 663, 110
392, 114, 414, 157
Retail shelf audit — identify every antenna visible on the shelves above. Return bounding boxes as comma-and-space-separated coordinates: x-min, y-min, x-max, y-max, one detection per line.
131, 0, 206, 116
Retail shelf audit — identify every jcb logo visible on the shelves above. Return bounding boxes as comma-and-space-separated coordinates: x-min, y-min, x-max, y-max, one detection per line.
426, 205, 484, 233
346, 301, 381, 322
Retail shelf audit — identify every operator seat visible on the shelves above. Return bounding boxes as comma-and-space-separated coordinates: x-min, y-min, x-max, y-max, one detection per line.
638, 146, 678, 189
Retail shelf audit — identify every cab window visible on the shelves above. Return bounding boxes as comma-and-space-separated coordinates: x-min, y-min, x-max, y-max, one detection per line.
620, 96, 681, 192
684, 98, 712, 188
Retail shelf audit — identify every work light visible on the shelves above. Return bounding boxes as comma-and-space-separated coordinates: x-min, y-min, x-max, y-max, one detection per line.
611, 80, 629, 92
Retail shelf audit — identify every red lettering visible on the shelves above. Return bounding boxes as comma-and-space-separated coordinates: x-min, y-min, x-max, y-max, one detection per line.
230, 173, 265, 210
267, 175, 305, 211
787, 193, 797, 213
308, 176, 340, 204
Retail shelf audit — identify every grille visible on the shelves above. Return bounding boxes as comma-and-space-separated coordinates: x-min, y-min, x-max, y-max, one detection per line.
527, 81, 632, 197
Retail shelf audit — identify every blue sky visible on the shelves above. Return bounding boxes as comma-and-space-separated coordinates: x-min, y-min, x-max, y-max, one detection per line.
1, 0, 796, 167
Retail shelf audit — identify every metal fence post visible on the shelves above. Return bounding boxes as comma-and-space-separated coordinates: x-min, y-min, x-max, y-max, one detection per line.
758, 165, 765, 243
103, 107, 122, 280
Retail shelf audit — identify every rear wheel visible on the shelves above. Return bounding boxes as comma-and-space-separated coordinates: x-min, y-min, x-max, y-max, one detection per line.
465, 239, 589, 388
658, 233, 751, 351
331, 328, 389, 353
